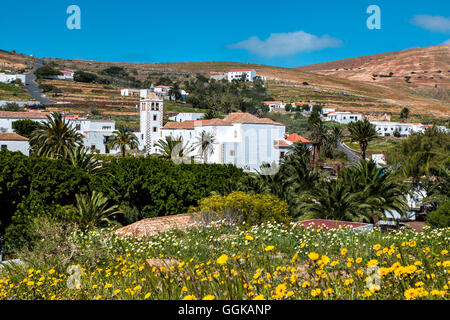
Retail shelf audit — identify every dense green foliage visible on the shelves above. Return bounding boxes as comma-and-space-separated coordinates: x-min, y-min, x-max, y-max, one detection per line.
387, 127, 450, 176
427, 201, 450, 228
12, 119, 40, 139
184, 76, 272, 115
0, 151, 245, 248
34, 66, 61, 79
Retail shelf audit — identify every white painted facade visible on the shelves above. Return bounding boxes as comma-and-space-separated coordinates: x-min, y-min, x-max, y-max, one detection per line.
121, 89, 152, 99
139, 92, 164, 154
227, 69, 257, 82
326, 112, 362, 124
159, 113, 285, 172
0, 136, 30, 156
263, 101, 285, 112
370, 122, 424, 137
168, 113, 205, 122
0, 73, 26, 84
0, 112, 118, 155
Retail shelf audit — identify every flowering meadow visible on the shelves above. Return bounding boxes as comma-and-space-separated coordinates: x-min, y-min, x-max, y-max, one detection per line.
0, 222, 449, 300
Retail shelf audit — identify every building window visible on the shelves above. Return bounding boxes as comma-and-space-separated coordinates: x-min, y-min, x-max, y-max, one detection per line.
230, 150, 235, 157
75, 124, 81, 130
153, 127, 157, 132
234, 130, 237, 138
280, 151, 286, 158
102, 126, 111, 130
153, 115, 157, 121
90, 145, 96, 150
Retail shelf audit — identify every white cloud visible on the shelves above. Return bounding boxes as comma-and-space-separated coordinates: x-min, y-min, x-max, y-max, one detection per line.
228, 31, 342, 58
411, 15, 450, 33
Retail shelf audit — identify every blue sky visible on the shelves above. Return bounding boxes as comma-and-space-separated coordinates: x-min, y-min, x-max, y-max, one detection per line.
0, 0, 449, 67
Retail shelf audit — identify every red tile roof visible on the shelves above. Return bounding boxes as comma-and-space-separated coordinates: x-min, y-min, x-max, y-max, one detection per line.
286, 133, 312, 144
0, 111, 50, 119
154, 85, 172, 88
162, 112, 284, 129
296, 219, 372, 230
0, 132, 29, 141
223, 112, 283, 126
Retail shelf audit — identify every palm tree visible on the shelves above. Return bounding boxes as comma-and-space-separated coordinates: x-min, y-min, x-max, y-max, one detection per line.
107, 126, 139, 157
30, 112, 83, 159
348, 119, 378, 160
69, 146, 103, 175
75, 191, 122, 229
340, 160, 407, 226
195, 131, 216, 163
155, 136, 193, 162
299, 179, 370, 222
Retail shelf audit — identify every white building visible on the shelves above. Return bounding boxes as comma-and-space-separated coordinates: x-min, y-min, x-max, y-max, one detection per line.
159, 111, 287, 172
370, 122, 423, 137
0, 111, 118, 155
0, 73, 26, 84
139, 92, 164, 154
168, 112, 205, 122
46, 70, 74, 80
326, 112, 362, 124
263, 101, 285, 112
227, 69, 258, 82
62, 115, 117, 154
121, 89, 152, 99
0, 132, 30, 156
153, 85, 172, 100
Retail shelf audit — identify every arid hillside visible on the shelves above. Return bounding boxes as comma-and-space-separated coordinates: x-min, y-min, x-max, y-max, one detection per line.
295, 45, 450, 85
43, 55, 449, 117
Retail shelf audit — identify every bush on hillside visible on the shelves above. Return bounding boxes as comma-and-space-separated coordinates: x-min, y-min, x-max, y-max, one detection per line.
190, 191, 290, 226
427, 201, 450, 228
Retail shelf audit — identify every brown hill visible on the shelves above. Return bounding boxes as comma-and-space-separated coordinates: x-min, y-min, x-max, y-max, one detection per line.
295, 45, 450, 85
45, 56, 450, 117
2, 46, 447, 117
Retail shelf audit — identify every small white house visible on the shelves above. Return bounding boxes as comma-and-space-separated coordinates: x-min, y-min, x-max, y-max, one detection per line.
168, 113, 205, 122
326, 112, 362, 124
263, 101, 285, 112
121, 89, 152, 99
0, 73, 26, 84
227, 69, 257, 82
0, 132, 30, 156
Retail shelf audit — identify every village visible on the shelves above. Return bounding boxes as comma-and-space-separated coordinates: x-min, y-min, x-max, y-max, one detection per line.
0, 45, 448, 302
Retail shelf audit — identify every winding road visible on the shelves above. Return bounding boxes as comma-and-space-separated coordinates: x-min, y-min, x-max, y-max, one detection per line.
337, 139, 361, 163
25, 59, 55, 105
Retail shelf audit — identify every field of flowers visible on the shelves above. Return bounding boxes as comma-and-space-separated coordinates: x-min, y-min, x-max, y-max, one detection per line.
0, 222, 449, 300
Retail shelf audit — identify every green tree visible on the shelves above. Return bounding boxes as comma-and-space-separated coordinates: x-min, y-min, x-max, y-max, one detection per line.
75, 191, 122, 229
348, 119, 378, 160
30, 112, 83, 159
400, 107, 410, 120
12, 119, 40, 139
299, 179, 369, 221
107, 126, 139, 157
155, 136, 193, 161
195, 131, 216, 163
69, 146, 103, 175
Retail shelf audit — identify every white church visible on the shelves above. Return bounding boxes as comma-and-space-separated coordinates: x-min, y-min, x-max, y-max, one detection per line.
137, 92, 293, 172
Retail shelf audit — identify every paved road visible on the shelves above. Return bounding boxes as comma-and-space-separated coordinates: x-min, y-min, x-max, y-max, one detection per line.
25, 59, 55, 105
337, 140, 361, 163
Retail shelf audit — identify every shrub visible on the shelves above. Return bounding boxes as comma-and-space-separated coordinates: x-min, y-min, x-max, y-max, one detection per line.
191, 191, 290, 226
427, 201, 450, 228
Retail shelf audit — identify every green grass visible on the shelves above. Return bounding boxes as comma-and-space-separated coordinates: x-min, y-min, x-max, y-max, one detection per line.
0, 82, 34, 101
343, 137, 400, 155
